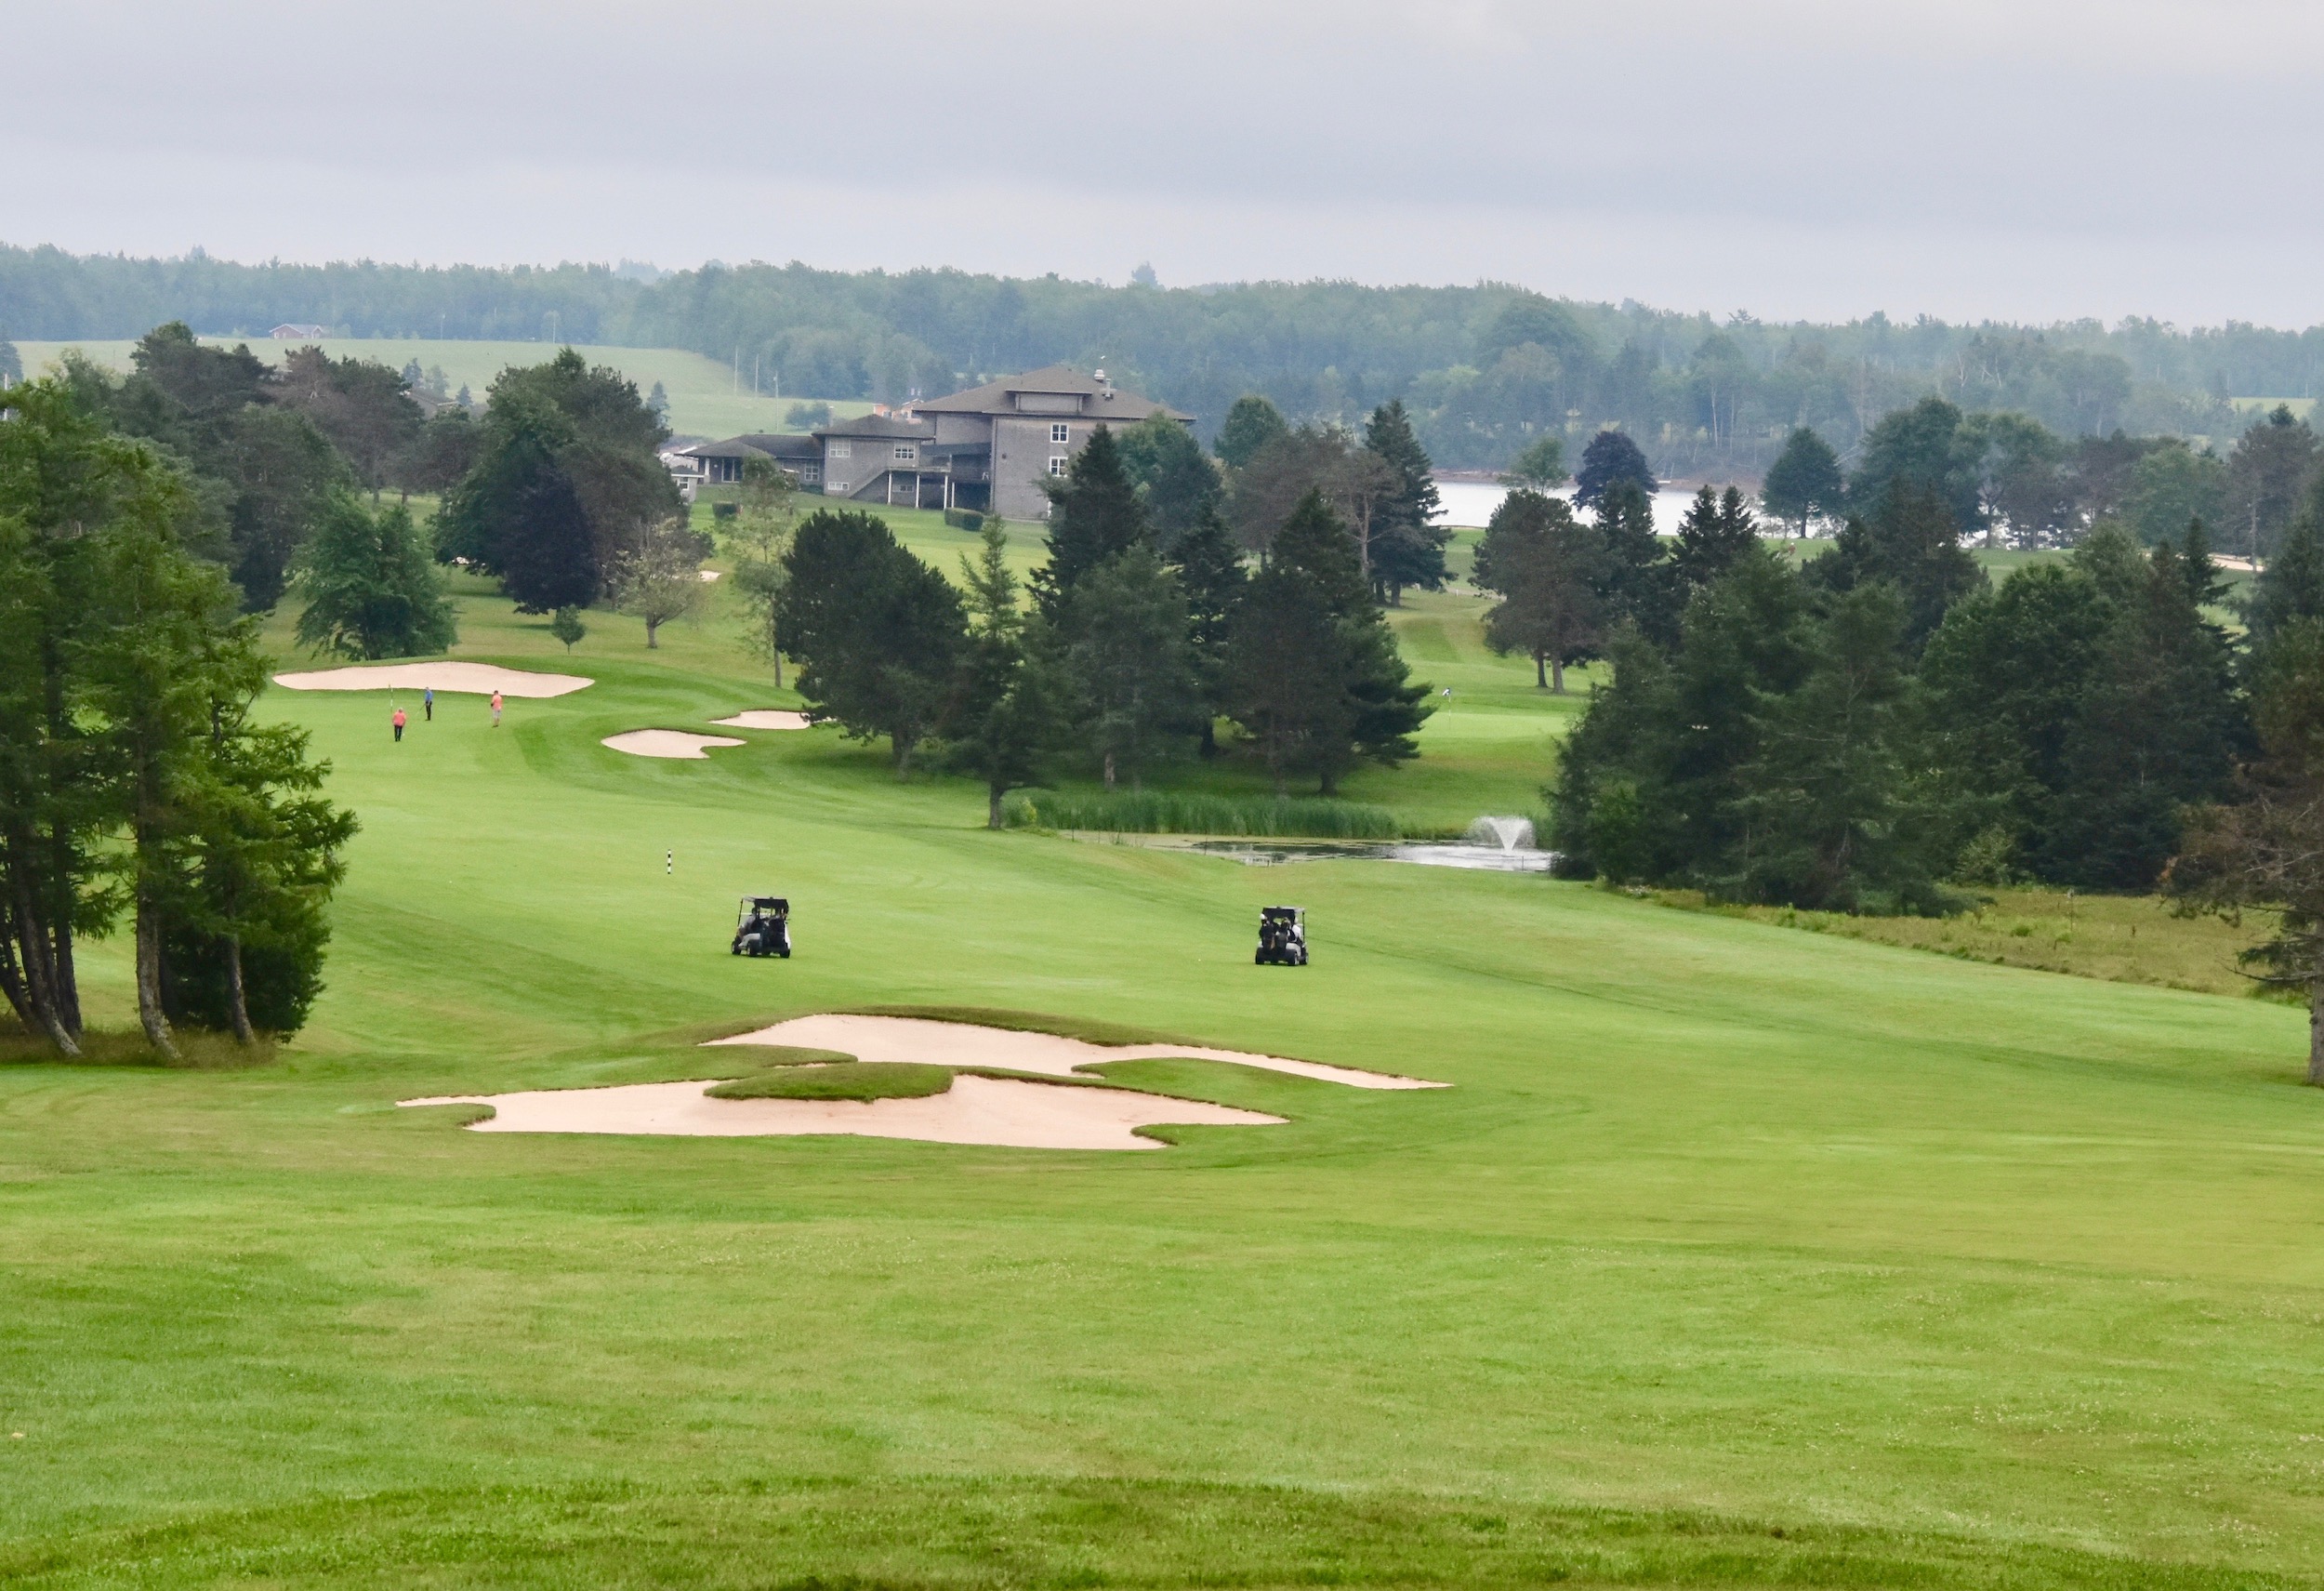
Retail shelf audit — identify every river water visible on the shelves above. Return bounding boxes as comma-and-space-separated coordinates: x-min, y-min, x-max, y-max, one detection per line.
1432, 478, 1697, 535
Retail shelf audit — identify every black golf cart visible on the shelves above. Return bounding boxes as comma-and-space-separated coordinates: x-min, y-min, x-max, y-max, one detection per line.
1255, 906, 1308, 966
732, 896, 792, 958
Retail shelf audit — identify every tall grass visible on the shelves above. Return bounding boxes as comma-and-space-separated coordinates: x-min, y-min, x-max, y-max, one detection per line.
1003, 789, 1406, 840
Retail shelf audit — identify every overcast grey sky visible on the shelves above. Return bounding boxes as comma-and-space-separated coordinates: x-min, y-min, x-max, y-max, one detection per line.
7, 1, 2321, 326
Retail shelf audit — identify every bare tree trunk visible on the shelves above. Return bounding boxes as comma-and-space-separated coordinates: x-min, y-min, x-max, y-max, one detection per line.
987, 786, 1005, 830
1103, 751, 1116, 792
0, 912, 32, 1031
892, 735, 915, 781
772, 649, 784, 689
1536, 652, 1548, 688
134, 891, 178, 1062
9, 876, 76, 1056
224, 934, 257, 1047
645, 617, 661, 649
1551, 656, 1565, 694
2309, 976, 2323, 1087
46, 829, 80, 1038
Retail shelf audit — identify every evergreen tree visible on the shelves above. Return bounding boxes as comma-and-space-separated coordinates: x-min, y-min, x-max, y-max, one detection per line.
1591, 480, 1680, 649
1674, 485, 1760, 590
1231, 490, 1430, 793
1168, 507, 1248, 757
647, 380, 669, 422
2247, 478, 2324, 650
1474, 490, 1604, 691
944, 522, 1064, 827
1806, 481, 1983, 647
1, 333, 23, 387
1729, 582, 1949, 913
1033, 423, 1149, 618
777, 510, 965, 776
1364, 399, 1448, 604
2169, 616, 2324, 1082
293, 491, 457, 661
1572, 429, 1655, 511
1214, 393, 1289, 469
2044, 539, 2242, 888
1849, 395, 1985, 535
1761, 427, 1844, 537
1066, 547, 1202, 790
1115, 411, 1220, 542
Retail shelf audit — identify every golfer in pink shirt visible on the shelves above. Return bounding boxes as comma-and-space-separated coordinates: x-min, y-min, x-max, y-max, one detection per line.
491, 690, 503, 727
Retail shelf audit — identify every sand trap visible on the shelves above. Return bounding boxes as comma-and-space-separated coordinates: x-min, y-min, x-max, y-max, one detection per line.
271, 662, 593, 697
699, 569, 723, 582
711, 710, 814, 730
711, 1014, 1446, 1090
602, 730, 747, 759
401, 1073, 1281, 1150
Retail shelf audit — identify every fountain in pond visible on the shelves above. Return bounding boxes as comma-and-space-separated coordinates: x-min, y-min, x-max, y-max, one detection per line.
1465, 815, 1537, 853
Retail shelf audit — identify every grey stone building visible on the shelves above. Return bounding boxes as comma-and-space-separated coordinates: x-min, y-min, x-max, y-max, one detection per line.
672, 365, 1192, 521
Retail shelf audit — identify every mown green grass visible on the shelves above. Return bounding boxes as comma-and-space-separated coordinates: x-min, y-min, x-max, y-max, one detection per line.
7, 577, 2324, 1588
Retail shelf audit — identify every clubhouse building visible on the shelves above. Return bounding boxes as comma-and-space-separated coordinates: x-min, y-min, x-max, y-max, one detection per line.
672, 365, 1192, 522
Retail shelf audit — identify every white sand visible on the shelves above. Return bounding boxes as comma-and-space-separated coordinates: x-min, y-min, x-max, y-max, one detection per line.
400, 1073, 1281, 1150
711, 710, 814, 730
601, 730, 747, 759
711, 1014, 1446, 1090
271, 662, 593, 697
699, 569, 723, 582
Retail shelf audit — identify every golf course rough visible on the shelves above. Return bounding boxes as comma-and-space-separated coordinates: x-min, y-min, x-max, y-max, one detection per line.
7, 577, 2324, 1588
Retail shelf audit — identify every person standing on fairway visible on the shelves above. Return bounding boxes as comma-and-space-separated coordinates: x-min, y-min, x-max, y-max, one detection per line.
423, 685, 434, 722
491, 690, 503, 728
391, 706, 406, 743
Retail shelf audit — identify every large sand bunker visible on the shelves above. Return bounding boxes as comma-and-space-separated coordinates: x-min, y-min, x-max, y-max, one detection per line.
272, 662, 592, 697
711, 1014, 1446, 1090
401, 1073, 1282, 1151
602, 730, 746, 759
711, 710, 814, 730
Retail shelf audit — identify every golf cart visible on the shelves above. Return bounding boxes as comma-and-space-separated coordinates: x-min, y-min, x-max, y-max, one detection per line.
1254, 906, 1308, 966
732, 896, 791, 959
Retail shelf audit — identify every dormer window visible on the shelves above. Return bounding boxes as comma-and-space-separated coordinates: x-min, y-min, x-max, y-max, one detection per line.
1050, 423, 1071, 444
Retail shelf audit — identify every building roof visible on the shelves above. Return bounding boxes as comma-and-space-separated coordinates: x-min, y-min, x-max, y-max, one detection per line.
680, 432, 823, 461
814, 414, 935, 440
911, 365, 1191, 423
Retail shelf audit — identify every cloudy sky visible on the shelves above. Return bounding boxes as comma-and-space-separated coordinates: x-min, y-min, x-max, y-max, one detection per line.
7, 1, 2320, 326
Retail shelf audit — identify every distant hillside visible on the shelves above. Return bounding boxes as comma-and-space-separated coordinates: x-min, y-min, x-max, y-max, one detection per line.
7, 243, 2321, 472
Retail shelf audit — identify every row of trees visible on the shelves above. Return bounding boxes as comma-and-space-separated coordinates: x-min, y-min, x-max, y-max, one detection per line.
1, 380, 354, 1057
772, 423, 1431, 819
1547, 473, 2324, 910
1757, 396, 2324, 556
20, 247, 2317, 472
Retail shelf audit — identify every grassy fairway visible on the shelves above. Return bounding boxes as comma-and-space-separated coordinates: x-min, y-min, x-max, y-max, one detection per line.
5, 580, 2324, 1588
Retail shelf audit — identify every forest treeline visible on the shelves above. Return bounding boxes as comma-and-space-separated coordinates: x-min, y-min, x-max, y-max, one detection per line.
9, 244, 2324, 471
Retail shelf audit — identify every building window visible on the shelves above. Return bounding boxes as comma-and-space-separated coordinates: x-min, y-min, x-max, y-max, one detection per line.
1048, 455, 1068, 476
826, 481, 848, 495
1050, 422, 1071, 444
828, 440, 852, 458
893, 444, 917, 462
799, 467, 819, 484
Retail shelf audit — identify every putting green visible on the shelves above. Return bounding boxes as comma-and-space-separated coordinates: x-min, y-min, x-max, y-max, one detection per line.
2, 580, 2320, 1588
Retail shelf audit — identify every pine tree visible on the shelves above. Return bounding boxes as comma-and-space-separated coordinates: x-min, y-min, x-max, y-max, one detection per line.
2248, 479, 2324, 650
944, 522, 1063, 826
1034, 423, 1149, 619
1169, 507, 1247, 756
1364, 399, 1447, 604
1761, 427, 1844, 537
1115, 411, 1221, 542
1572, 430, 1655, 511
294, 490, 458, 660
1674, 485, 1760, 590
1066, 547, 1201, 790
1591, 481, 1679, 648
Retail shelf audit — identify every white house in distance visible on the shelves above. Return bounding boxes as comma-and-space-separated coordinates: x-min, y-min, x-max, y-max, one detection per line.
673, 365, 1192, 521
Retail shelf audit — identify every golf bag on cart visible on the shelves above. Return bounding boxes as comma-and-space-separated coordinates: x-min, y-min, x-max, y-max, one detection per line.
1254, 906, 1308, 966
732, 896, 792, 958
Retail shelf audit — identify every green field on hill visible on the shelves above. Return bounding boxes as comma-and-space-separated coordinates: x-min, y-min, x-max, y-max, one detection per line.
4, 533, 2321, 1589
10, 338, 867, 441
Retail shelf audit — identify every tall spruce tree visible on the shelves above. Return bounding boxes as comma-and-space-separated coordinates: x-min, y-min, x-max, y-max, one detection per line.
1034, 423, 1149, 619
1066, 547, 1201, 790
1475, 491, 1604, 691
944, 522, 1063, 827
294, 490, 457, 660
1591, 481, 1680, 648
1364, 399, 1448, 604
1572, 430, 1656, 511
1674, 485, 1761, 590
1168, 507, 1248, 757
